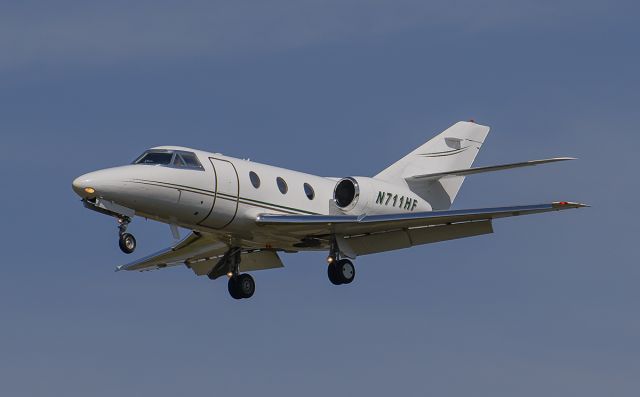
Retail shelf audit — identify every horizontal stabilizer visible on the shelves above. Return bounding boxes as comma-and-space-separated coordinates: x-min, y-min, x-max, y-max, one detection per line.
405, 157, 576, 182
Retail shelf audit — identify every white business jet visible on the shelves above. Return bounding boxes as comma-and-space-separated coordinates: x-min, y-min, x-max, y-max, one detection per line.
72, 121, 586, 299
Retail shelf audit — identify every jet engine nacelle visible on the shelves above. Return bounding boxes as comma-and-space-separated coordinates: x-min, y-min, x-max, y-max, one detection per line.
333, 177, 432, 215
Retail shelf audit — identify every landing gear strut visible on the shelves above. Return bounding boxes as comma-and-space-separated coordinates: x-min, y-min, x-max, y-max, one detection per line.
117, 217, 136, 254
208, 247, 256, 300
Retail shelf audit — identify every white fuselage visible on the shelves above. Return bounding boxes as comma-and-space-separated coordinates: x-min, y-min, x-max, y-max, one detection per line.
72, 146, 432, 250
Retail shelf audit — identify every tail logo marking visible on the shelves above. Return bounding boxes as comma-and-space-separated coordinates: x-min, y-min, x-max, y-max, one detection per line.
418, 146, 470, 158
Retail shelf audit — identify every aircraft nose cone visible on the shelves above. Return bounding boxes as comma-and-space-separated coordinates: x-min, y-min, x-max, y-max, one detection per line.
72, 174, 95, 197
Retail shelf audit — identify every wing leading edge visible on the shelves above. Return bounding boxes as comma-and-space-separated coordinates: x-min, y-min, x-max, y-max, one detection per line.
116, 232, 285, 275
116, 232, 229, 272
255, 201, 588, 237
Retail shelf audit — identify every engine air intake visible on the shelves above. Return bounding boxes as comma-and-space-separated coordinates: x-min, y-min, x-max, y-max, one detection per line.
334, 177, 359, 210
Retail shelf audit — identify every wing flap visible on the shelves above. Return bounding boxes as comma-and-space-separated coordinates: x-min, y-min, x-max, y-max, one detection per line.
189, 250, 284, 277
345, 220, 494, 255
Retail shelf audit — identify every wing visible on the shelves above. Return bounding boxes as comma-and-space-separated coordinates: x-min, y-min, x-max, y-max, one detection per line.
116, 232, 229, 272
116, 232, 285, 276
256, 201, 588, 256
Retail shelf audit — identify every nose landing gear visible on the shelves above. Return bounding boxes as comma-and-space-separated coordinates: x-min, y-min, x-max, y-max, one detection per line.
80, 199, 137, 254
117, 217, 136, 254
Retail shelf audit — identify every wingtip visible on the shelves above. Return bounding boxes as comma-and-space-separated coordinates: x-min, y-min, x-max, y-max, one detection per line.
552, 201, 589, 209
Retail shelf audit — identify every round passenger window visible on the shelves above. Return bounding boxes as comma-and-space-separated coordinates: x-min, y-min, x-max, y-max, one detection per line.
249, 171, 260, 188
276, 177, 288, 194
304, 183, 315, 200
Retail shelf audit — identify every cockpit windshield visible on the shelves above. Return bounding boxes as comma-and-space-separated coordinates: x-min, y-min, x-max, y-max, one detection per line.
133, 150, 204, 170
135, 151, 174, 165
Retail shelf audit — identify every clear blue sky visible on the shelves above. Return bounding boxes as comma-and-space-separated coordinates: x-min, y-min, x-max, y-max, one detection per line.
1, 1, 637, 396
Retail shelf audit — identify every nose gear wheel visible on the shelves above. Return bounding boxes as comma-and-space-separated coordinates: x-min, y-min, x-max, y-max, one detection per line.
117, 217, 136, 254
119, 233, 136, 254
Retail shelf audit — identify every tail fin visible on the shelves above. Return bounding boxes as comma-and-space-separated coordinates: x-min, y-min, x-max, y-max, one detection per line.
375, 121, 490, 210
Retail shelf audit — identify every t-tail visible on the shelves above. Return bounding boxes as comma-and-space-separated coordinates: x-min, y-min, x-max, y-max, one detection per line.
375, 121, 574, 210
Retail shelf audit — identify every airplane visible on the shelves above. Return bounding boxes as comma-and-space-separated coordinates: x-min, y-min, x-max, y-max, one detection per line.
72, 121, 586, 300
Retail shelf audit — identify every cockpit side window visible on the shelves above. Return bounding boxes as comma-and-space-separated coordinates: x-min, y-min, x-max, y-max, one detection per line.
180, 152, 203, 169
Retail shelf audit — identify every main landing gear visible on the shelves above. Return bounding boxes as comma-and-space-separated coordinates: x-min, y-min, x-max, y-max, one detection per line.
207, 248, 256, 300
228, 273, 255, 300
327, 243, 356, 286
117, 217, 136, 254
326, 240, 356, 285
328, 258, 356, 285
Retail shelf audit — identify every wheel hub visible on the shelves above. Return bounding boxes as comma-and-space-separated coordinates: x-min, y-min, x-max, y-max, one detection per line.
342, 264, 354, 278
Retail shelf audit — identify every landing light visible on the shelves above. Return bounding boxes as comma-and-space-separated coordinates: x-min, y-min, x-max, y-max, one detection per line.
226, 272, 233, 278
327, 256, 335, 264
84, 187, 95, 194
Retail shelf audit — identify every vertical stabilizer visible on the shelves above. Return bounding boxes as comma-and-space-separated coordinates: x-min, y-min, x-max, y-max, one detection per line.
375, 121, 490, 210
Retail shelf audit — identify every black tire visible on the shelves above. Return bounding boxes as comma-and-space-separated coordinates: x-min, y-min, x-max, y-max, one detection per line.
236, 274, 255, 299
228, 277, 242, 300
327, 262, 342, 285
118, 233, 136, 254
335, 259, 355, 284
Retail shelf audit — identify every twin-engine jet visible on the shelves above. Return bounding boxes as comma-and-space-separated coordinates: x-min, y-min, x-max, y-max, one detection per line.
72, 121, 586, 300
